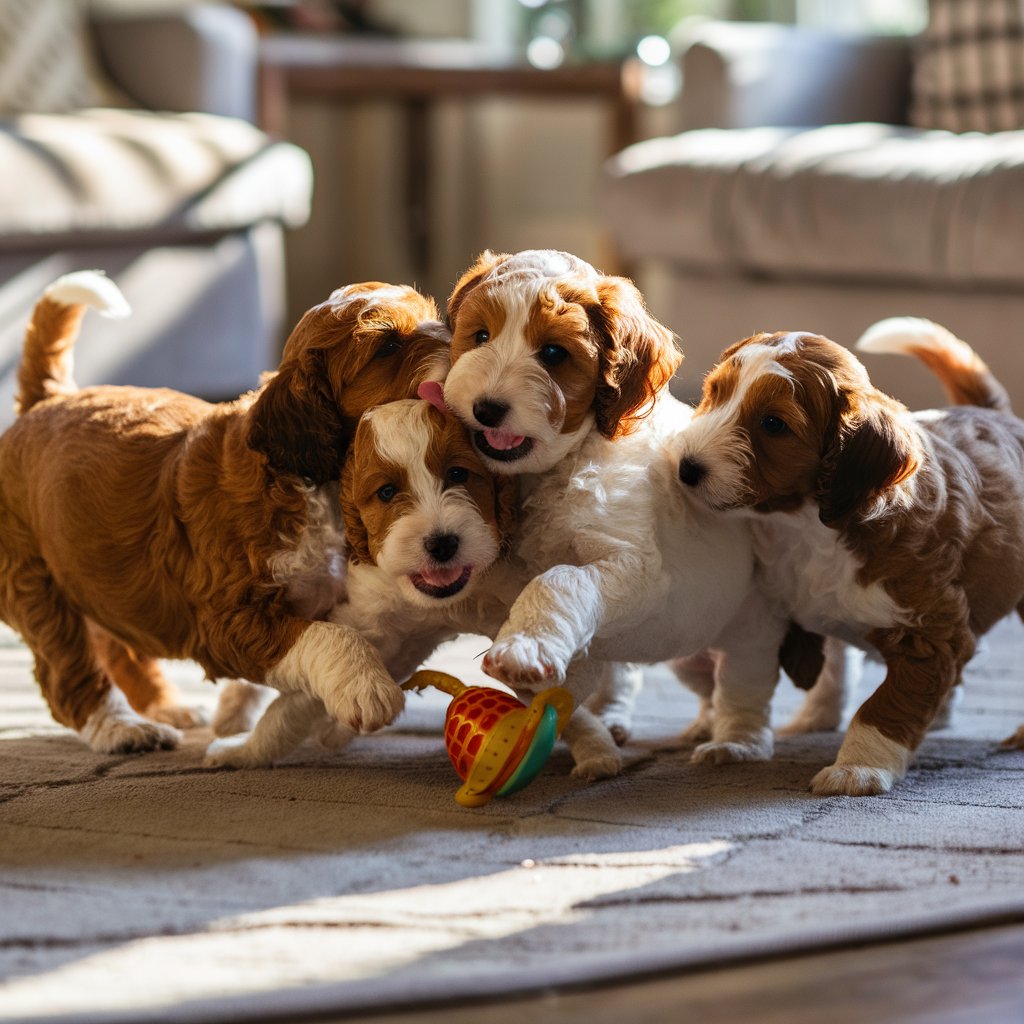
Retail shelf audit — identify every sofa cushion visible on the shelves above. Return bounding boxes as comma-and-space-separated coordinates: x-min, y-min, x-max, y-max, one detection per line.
603, 122, 1024, 288
0, 108, 312, 249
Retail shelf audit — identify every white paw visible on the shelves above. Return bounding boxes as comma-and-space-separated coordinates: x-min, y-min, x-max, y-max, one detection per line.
212, 680, 273, 737
204, 734, 270, 769
328, 678, 405, 734
691, 734, 773, 765
810, 763, 896, 796
82, 696, 181, 754
571, 752, 622, 781
148, 704, 209, 730
483, 635, 567, 689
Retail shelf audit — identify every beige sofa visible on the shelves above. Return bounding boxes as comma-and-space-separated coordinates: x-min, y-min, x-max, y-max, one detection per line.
602, 20, 1024, 411
0, 4, 313, 428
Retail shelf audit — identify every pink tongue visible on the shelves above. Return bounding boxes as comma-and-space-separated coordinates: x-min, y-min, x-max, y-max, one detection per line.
419, 565, 465, 587
483, 428, 526, 451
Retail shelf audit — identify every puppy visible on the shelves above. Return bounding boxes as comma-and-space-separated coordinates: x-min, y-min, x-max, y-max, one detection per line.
442, 250, 790, 778
204, 395, 519, 767
0, 272, 448, 753
674, 323, 1024, 795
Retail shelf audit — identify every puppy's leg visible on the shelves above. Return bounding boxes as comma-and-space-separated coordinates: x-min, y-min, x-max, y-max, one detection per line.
811, 626, 968, 796
585, 662, 642, 746
668, 649, 717, 744
2, 562, 180, 752
691, 595, 786, 765
88, 622, 207, 729
212, 679, 275, 737
777, 638, 860, 736
205, 691, 323, 768
266, 619, 404, 734
554, 658, 623, 780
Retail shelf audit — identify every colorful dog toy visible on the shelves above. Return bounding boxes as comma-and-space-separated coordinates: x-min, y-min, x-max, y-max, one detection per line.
402, 670, 573, 807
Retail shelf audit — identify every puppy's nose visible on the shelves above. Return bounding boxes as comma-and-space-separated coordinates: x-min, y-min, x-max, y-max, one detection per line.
678, 457, 707, 487
424, 532, 460, 563
472, 398, 508, 427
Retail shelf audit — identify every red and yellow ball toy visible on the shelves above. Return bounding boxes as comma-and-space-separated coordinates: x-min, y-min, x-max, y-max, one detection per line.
402, 670, 573, 807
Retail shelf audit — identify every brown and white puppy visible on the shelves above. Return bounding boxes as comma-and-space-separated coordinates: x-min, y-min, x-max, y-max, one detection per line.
674, 324, 1024, 795
204, 395, 520, 767
0, 272, 448, 754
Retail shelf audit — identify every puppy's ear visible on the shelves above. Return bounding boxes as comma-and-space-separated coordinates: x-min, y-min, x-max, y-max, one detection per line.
447, 251, 507, 327
340, 455, 372, 565
492, 474, 519, 558
247, 307, 348, 484
817, 393, 919, 526
590, 276, 682, 439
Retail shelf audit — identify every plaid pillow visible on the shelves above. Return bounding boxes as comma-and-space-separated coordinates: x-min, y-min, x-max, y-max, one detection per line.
0, 0, 108, 115
910, 0, 1024, 132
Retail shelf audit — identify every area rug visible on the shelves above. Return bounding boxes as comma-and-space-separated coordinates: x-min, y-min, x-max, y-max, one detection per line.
1, 619, 1023, 1024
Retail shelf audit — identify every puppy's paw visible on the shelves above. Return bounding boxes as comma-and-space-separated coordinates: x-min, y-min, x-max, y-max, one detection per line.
330, 679, 405, 734
82, 713, 181, 755
148, 704, 209, 730
204, 734, 269, 769
212, 680, 273, 737
483, 635, 566, 689
999, 725, 1024, 750
606, 722, 631, 747
691, 734, 772, 765
571, 751, 622, 782
676, 713, 714, 746
316, 719, 357, 750
775, 709, 840, 737
810, 763, 895, 796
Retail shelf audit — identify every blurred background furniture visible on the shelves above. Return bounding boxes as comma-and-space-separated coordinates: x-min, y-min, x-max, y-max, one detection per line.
603, 13, 1024, 410
0, 2, 313, 429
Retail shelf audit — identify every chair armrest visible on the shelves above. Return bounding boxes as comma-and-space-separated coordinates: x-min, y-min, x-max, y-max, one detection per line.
90, 4, 258, 121
679, 20, 913, 130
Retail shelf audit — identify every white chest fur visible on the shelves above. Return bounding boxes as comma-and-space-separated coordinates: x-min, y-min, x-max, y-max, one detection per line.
751, 505, 906, 645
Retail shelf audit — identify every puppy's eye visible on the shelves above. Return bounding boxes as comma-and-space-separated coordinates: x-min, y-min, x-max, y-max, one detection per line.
446, 466, 469, 486
538, 344, 568, 367
374, 333, 401, 359
474, 329, 490, 344
760, 415, 789, 436
376, 484, 398, 502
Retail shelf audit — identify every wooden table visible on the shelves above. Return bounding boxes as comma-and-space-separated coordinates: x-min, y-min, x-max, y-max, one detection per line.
258, 35, 638, 273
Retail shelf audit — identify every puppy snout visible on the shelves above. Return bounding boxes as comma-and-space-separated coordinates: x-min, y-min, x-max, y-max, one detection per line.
678, 457, 707, 487
424, 531, 460, 563
472, 398, 508, 428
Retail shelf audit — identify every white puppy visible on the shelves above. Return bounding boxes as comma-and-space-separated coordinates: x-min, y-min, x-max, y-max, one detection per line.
443, 250, 790, 777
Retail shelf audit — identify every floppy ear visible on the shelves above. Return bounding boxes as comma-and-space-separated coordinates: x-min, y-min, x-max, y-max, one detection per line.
447, 250, 507, 327
492, 474, 519, 558
340, 455, 372, 565
247, 307, 349, 483
589, 276, 682, 439
817, 393, 919, 526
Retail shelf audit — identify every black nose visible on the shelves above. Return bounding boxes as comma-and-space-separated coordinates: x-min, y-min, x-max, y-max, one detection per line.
424, 532, 460, 563
678, 457, 707, 487
472, 398, 508, 428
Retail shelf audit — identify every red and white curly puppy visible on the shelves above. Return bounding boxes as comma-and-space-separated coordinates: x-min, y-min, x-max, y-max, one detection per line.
674, 322, 1024, 795
0, 272, 448, 754
204, 395, 520, 767
442, 250, 789, 779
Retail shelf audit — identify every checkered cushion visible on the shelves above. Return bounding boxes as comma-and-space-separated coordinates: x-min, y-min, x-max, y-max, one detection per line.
910, 0, 1024, 132
0, 0, 108, 114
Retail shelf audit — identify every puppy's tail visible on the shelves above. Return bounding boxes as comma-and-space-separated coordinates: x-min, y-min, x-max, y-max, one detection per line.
16, 271, 131, 416
856, 317, 1011, 414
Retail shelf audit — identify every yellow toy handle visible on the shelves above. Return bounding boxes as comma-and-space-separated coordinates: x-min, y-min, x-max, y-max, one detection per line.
402, 669, 467, 698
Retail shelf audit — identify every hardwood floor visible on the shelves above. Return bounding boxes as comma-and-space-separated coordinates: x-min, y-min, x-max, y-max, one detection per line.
357, 923, 1024, 1024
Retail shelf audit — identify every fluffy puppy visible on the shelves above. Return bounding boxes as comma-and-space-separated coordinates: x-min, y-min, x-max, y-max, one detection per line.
205, 396, 520, 767
443, 250, 788, 778
674, 324, 1024, 795
0, 272, 448, 753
